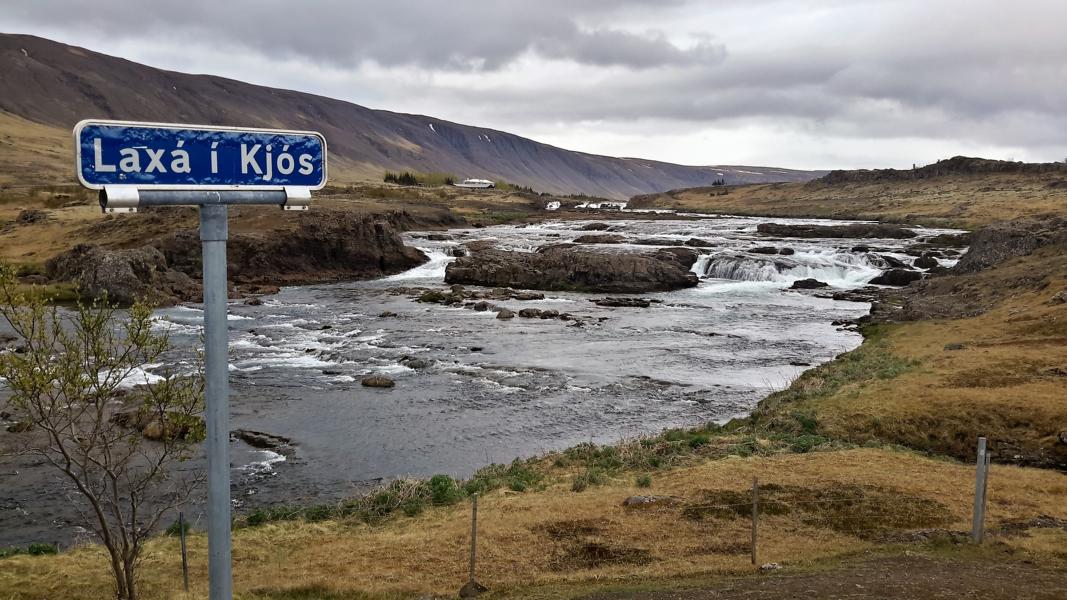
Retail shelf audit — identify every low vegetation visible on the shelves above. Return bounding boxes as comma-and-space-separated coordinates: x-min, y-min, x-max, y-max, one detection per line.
3, 448, 1064, 599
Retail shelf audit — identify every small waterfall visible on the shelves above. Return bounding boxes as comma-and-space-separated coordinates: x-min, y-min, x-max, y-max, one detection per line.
701, 249, 882, 287
383, 248, 455, 282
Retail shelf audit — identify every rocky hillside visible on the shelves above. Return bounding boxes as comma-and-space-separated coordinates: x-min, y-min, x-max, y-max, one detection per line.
0, 34, 822, 199
816, 156, 1067, 185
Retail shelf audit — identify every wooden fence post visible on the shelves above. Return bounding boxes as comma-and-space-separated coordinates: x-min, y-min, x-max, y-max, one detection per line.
971, 437, 989, 543
179, 511, 190, 593
751, 477, 759, 566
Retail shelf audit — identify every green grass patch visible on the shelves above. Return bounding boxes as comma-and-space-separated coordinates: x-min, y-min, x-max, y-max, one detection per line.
0, 543, 58, 559
752, 325, 916, 431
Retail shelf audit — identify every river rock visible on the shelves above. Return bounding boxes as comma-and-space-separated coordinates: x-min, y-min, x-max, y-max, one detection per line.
472, 301, 490, 311
400, 357, 431, 369
757, 223, 917, 239
580, 222, 612, 231
464, 240, 496, 253
444, 246, 699, 293
232, 429, 294, 449
518, 308, 542, 318
632, 237, 678, 246
749, 246, 779, 255
540, 309, 559, 318
594, 297, 652, 307
790, 278, 829, 290
425, 233, 453, 241
913, 255, 939, 269
869, 269, 923, 286
574, 234, 626, 244
851, 245, 870, 252
779, 247, 796, 255
873, 254, 910, 269
495, 308, 515, 319
684, 238, 715, 248
361, 375, 396, 388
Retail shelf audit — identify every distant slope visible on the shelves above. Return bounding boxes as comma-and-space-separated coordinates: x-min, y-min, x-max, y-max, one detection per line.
0, 33, 823, 199
628, 156, 1067, 229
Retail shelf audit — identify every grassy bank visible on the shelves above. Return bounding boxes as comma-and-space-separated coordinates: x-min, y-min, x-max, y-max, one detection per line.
2, 448, 1065, 599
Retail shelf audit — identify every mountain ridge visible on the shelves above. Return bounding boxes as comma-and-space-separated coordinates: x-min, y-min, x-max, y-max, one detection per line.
0, 33, 824, 198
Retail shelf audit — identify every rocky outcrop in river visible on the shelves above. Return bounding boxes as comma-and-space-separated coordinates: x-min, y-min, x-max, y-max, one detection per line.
444, 246, 699, 293
157, 210, 427, 287
757, 223, 917, 239
46, 210, 428, 305
951, 217, 1067, 274
46, 244, 200, 305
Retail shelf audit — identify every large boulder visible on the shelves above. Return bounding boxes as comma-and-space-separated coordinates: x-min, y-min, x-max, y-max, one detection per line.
574, 234, 626, 244
913, 255, 939, 269
445, 246, 699, 293
757, 223, 917, 239
46, 244, 200, 305
790, 278, 829, 290
869, 269, 923, 286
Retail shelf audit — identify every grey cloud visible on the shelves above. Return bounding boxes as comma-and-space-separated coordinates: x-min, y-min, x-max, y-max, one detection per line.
2, 0, 1065, 162
4, 0, 712, 70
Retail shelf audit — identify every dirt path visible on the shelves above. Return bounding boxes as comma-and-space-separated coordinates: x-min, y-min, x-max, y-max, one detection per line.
578, 554, 1067, 600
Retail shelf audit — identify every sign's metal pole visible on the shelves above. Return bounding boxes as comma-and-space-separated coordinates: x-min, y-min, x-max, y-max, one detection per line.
200, 204, 233, 600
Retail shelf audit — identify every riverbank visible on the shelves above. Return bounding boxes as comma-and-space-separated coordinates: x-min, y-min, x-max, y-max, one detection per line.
2, 446, 1065, 599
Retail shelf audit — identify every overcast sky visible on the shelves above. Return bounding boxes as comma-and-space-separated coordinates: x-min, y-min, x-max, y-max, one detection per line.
4, 0, 1066, 169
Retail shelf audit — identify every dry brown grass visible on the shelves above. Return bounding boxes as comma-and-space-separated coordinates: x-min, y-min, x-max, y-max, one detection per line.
0, 112, 73, 188
765, 266, 1067, 466
2, 448, 1065, 599
632, 174, 1067, 229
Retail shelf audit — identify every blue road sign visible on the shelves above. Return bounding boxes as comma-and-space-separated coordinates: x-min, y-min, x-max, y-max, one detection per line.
74, 120, 327, 189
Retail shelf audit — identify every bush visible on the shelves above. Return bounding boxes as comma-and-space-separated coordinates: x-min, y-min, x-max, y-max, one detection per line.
0, 543, 58, 559
164, 519, 190, 537
465, 459, 544, 495
428, 474, 464, 506
571, 469, 606, 492
636, 474, 652, 488
688, 433, 711, 448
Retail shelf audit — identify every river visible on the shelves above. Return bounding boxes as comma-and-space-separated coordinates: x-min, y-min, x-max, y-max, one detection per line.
0, 213, 959, 545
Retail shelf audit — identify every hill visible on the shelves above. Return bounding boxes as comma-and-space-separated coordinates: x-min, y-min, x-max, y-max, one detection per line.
0, 33, 822, 199
629, 156, 1067, 229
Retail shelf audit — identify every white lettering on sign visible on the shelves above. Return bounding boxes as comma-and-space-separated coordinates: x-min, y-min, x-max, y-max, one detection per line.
241, 143, 262, 175
91, 138, 316, 182
94, 138, 116, 172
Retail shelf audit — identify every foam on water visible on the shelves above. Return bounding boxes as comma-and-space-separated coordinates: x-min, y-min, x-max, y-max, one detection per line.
384, 249, 455, 281
700, 249, 882, 287
241, 450, 286, 475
